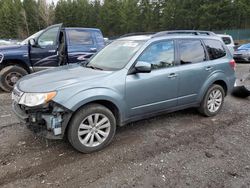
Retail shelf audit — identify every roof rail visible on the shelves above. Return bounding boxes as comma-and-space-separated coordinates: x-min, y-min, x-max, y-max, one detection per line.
152, 30, 216, 38
120, 32, 156, 38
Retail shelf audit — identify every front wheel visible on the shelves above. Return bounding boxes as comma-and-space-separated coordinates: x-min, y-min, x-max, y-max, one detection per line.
0, 65, 28, 92
67, 104, 116, 153
198, 84, 225, 117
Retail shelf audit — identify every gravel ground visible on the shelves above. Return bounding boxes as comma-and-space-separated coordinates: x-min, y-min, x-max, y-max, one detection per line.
0, 64, 249, 188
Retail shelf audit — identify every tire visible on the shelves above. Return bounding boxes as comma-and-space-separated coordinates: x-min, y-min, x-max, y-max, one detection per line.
198, 84, 225, 117
0, 65, 28, 92
67, 104, 116, 153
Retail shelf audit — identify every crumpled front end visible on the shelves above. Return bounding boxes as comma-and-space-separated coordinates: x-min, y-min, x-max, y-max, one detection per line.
12, 88, 72, 139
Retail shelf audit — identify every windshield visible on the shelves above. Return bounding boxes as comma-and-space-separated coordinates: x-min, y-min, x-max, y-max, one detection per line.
238, 43, 250, 50
20, 30, 44, 45
87, 40, 145, 70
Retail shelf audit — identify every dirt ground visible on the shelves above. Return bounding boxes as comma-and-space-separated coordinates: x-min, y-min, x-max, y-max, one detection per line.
0, 64, 249, 188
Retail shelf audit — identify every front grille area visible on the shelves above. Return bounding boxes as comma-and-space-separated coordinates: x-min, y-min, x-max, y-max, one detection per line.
0, 53, 3, 63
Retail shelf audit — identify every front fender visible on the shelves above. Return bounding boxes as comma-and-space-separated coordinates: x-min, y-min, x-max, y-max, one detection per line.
53, 87, 126, 120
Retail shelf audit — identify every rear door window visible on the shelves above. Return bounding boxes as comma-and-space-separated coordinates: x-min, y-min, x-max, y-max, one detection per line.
94, 31, 104, 46
203, 39, 226, 60
68, 29, 93, 45
178, 39, 206, 65
221, 37, 231, 45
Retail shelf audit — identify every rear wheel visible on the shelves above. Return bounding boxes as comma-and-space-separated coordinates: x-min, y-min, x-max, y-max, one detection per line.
198, 84, 225, 117
67, 104, 116, 153
0, 65, 28, 92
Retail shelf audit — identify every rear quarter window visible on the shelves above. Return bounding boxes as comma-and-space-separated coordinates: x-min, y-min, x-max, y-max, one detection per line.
203, 39, 226, 60
68, 29, 93, 45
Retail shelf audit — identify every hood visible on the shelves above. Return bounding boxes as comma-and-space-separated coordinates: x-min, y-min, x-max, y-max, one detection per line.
17, 64, 112, 92
0, 44, 23, 51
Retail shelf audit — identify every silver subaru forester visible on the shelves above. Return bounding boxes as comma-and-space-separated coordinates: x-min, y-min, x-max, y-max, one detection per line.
12, 31, 236, 153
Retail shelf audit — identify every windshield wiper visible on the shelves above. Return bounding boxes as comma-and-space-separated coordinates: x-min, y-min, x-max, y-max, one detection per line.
86, 64, 103, 70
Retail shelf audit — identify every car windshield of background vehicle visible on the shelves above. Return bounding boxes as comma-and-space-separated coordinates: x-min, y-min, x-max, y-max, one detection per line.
87, 40, 145, 70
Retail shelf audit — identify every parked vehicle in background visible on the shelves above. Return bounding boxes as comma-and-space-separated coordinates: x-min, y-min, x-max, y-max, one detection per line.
217, 34, 235, 55
233, 67, 250, 98
0, 23, 105, 92
233, 43, 250, 63
12, 30, 236, 153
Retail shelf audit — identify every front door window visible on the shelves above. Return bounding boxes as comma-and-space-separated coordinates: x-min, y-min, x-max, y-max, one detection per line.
38, 27, 60, 47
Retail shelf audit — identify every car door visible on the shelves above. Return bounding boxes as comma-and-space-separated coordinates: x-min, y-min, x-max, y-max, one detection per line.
66, 29, 98, 64
29, 24, 62, 71
125, 40, 179, 117
175, 39, 210, 105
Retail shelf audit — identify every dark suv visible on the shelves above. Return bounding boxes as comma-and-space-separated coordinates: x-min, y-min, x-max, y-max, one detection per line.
0, 24, 104, 92
12, 30, 236, 153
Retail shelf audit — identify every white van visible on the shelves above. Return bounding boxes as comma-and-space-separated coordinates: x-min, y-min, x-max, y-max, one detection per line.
217, 34, 235, 55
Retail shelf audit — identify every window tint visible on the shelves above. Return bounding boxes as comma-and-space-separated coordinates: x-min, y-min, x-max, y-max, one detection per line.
38, 27, 59, 46
178, 40, 206, 65
221, 37, 231, 45
138, 40, 175, 69
68, 29, 93, 45
203, 39, 226, 60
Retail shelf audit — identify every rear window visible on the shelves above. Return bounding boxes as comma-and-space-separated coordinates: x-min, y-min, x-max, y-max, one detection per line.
203, 39, 226, 60
178, 39, 206, 65
68, 29, 93, 45
221, 37, 232, 45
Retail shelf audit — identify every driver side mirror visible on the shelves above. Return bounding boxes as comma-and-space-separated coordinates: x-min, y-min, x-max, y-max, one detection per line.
134, 61, 151, 73
28, 38, 36, 47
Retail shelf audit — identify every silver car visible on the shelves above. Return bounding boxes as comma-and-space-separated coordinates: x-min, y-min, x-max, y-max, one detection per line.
12, 31, 236, 153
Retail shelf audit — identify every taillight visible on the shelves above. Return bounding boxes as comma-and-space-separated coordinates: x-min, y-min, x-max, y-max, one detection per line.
229, 59, 236, 71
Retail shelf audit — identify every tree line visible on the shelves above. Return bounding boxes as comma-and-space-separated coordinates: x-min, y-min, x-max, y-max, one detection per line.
0, 0, 250, 39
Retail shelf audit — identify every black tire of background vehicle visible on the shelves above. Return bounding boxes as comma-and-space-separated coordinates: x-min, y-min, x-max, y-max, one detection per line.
198, 84, 225, 117
232, 86, 250, 98
67, 103, 116, 153
0, 65, 28, 92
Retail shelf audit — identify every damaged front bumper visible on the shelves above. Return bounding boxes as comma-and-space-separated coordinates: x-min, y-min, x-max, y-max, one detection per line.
12, 101, 72, 139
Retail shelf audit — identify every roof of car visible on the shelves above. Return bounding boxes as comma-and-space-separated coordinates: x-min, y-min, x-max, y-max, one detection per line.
117, 30, 222, 42
118, 35, 152, 41
64, 27, 101, 31
118, 33, 221, 42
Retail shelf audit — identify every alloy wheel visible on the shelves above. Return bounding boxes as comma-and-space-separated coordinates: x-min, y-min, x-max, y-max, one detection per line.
207, 89, 223, 113
78, 113, 111, 147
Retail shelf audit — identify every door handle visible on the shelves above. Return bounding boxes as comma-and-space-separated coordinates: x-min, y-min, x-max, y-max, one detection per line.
205, 66, 213, 71
168, 73, 178, 78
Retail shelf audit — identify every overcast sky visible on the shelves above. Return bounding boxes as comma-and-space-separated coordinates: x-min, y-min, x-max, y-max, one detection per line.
47, 0, 59, 4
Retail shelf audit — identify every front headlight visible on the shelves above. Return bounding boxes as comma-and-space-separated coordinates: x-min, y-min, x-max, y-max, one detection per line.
19, 91, 57, 107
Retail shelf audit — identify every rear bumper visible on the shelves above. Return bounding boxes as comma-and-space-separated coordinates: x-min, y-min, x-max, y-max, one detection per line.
12, 101, 72, 139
